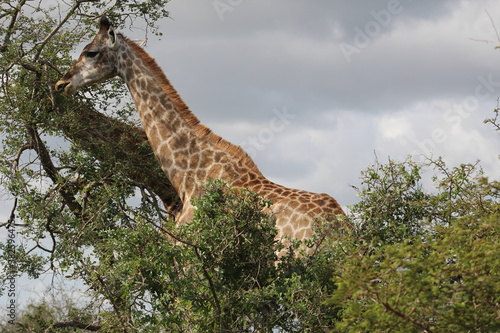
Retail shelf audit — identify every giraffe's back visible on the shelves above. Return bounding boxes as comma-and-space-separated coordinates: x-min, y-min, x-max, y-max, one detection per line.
247, 181, 347, 250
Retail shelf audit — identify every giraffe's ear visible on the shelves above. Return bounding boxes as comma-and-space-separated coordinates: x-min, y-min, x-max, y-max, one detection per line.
107, 25, 118, 50
100, 16, 112, 30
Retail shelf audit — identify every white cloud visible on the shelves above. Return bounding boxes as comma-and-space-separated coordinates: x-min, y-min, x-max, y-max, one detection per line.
377, 113, 413, 140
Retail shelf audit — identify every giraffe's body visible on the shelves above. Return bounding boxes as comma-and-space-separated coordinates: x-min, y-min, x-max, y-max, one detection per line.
56, 17, 346, 248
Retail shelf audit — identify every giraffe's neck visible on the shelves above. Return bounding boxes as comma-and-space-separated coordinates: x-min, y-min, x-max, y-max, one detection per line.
114, 36, 263, 205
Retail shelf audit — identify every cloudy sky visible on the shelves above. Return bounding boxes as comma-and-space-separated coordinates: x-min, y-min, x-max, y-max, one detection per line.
2, 0, 500, 309
128, 0, 500, 207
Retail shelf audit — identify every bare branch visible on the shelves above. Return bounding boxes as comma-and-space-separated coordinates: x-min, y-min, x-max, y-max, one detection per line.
485, 10, 500, 44
470, 11, 500, 49
0, 197, 18, 228
26, 125, 86, 220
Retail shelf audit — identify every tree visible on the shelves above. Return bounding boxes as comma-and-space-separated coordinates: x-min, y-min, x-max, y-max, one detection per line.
0, 1, 178, 331
327, 153, 500, 332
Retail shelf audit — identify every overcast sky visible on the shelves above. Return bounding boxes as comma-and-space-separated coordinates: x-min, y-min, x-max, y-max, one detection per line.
2, 0, 500, 310
126, 0, 500, 207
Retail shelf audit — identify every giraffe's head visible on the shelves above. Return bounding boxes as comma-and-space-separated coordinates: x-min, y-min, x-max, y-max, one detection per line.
55, 17, 119, 95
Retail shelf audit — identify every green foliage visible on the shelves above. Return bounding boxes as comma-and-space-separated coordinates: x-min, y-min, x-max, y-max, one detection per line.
187, 180, 278, 290
0, 291, 98, 332
329, 215, 500, 332
81, 179, 344, 332
328, 157, 500, 332
173, 180, 345, 332
350, 158, 430, 245
166, 181, 282, 331
0, 2, 174, 331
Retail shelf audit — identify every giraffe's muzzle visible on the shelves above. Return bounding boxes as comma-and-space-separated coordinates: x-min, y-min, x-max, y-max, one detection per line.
55, 80, 73, 95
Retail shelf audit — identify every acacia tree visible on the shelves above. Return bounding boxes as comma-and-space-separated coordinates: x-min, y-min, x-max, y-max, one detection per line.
328, 138, 500, 331
0, 1, 180, 331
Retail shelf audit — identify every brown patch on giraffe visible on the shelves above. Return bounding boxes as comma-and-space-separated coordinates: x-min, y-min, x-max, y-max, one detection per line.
248, 172, 258, 180
157, 153, 173, 170
281, 225, 293, 237
149, 95, 159, 108
197, 169, 207, 180
294, 228, 306, 240
142, 113, 153, 127
147, 134, 162, 151
305, 202, 316, 212
311, 206, 323, 216
131, 67, 141, 78
189, 154, 200, 169
198, 155, 212, 170
170, 117, 181, 130
184, 177, 195, 196
169, 135, 188, 151
273, 187, 284, 195
207, 163, 223, 178
173, 151, 188, 170
236, 173, 248, 183
288, 200, 300, 210
188, 139, 201, 155
213, 152, 227, 163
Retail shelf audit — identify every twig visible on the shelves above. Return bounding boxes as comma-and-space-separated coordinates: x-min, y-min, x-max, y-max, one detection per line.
34, 0, 97, 61
485, 10, 500, 43
382, 301, 433, 333
470, 11, 500, 49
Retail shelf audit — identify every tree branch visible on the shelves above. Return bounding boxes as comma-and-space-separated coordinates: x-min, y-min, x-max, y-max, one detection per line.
0, 0, 28, 53
26, 125, 86, 219
51, 320, 101, 331
50, 92, 181, 215
34, 0, 98, 61
0, 197, 18, 228
485, 10, 500, 44
381, 301, 433, 333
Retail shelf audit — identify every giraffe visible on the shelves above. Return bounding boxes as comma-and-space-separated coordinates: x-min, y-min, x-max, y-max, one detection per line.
55, 16, 347, 251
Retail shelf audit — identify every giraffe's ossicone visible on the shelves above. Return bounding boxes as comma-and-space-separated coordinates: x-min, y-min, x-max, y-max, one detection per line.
56, 16, 349, 253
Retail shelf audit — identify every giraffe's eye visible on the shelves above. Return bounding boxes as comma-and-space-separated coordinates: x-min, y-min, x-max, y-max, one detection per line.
86, 51, 99, 58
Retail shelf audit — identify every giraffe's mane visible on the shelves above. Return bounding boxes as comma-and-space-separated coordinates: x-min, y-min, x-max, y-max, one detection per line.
122, 36, 262, 174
